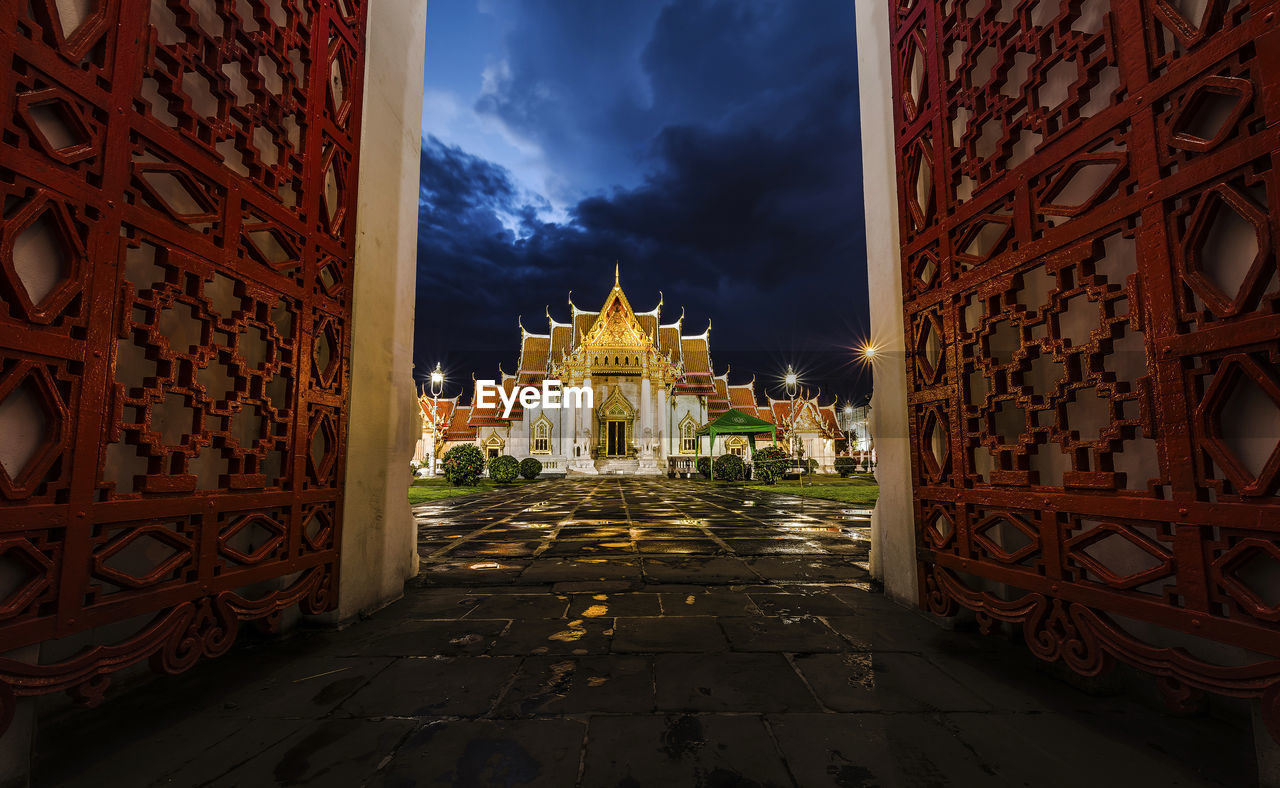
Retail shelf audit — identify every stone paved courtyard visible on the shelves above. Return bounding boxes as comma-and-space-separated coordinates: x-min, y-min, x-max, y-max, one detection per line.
37, 479, 1252, 786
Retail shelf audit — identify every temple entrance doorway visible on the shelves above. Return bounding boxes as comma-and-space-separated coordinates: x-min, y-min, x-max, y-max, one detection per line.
606, 421, 627, 457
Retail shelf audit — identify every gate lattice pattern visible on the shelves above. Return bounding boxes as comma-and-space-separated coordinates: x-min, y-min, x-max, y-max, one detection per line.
0, 0, 365, 732
890, 0, 1280, 737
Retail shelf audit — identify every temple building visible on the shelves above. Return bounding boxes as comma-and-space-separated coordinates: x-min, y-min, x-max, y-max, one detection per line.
413, 268, 846, 475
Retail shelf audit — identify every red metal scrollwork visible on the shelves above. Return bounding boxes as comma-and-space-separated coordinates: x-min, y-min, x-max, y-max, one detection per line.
890, 0, 1280, 738
0, 0, 366, 734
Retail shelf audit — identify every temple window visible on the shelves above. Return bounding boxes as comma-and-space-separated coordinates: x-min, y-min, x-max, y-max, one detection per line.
532, 418, 551, 454
680, 415, 697, 454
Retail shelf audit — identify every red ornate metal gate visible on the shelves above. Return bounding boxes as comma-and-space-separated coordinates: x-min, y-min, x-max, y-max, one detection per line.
890, 0, 1280, 736
0, 0, 366, 732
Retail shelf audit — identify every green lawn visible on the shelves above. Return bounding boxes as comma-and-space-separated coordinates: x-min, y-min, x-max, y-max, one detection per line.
693, 474, 879, 506
408, 477, 543, 504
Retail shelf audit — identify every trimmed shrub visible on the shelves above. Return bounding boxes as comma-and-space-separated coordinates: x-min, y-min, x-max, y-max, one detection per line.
442, 444, 485, 486
489, 454, 520, 484
753, 446, 789, 484
807, 458, 819, 473
713, 453, 745, 481
834, 456, 858, 477
519, 457, 543, 480
695, 456, 712, 479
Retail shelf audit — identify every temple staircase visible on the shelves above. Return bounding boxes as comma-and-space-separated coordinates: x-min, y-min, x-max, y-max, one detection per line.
594, 458, 640, 475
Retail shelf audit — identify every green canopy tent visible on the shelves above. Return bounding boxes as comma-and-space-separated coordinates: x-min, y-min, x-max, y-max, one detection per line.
695, 408, 777, 458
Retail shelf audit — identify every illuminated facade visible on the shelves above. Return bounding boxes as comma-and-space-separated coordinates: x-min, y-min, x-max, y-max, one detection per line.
414, 268, 845, 474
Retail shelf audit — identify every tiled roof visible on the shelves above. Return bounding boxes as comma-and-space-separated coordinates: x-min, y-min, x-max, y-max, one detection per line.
817, 403, 842, 438
659, 326, 681, 359
418, 396, 457, 425
445, 405, 476, 440
550, 323, 573, 359
573, 312, 594, 342
519, 335, 550, 382
468, 378, 520, 425
681, 337, 711, 374
636, 314, 658, 343
727, 384, 758, 415
706, 374, 730, 418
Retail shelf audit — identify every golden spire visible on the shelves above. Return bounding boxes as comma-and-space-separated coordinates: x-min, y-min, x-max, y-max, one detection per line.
614, 261, 620, 286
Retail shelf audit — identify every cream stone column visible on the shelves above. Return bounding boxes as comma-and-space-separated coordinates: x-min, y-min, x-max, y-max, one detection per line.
638, 376, 660, 473
576, 378, 586, 445
657, 384, 668, 457
331, 0, 427, 620
570, 376, 598, 474
856, 0, 917, 605
640, 377, 652, 436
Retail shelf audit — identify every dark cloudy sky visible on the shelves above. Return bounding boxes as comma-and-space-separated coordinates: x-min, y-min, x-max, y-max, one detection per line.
415, 0, 869, 404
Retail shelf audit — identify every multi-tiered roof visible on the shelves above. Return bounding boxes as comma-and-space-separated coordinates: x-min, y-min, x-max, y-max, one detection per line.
419, 269, 844, 443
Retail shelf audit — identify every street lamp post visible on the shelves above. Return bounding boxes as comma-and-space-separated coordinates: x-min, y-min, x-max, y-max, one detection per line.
784, 366, 798, 461
428, 362, 445, 477
841, 403, 857, 463
782, 366, 807, 513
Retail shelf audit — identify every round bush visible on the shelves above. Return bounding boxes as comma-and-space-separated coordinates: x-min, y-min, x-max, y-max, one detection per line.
753, 446, 789, 484
489, 454, 520, 484
834, 456, 858, 477
442, 444, 485, 486
695, 456, 712, 479
713, 453, 745, 481
519, 457, 543, 480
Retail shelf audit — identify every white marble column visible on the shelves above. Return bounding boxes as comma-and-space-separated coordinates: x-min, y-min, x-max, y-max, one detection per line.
569, 376, 598, 474
638, 376, 659, 473
572, 377, 582, 448
640, 378, 652, 440
657, 385, 668, 458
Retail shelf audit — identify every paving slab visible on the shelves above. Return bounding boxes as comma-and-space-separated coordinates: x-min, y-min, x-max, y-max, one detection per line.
767, 713, 1003, 787
464, 593, 571, 619
210, 655, 395, 719
658, 589, 762, 616
718, 615, 848, 653
654, 653, 820, 712
339, 656, 520, 717
370, 719, 587, 788
496, 655, 655, 715
567, 591, 661, 618
611, 616, 730, 653
339, 619, 509, 658
519, 557, 643, 584
209, 718, 418, 788
747, 591, 858, 617
489, 617, 615, 656
792, 652, 992, 712
581, 714, 793, 788
641, 556, 759, 584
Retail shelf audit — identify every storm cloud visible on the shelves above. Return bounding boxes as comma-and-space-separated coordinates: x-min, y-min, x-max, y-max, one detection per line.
416, 0, 868, 402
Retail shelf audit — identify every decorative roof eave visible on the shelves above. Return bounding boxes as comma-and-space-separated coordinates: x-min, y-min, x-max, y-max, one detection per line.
568, 290, 594, 319
635, 290, 663, 319
518, 315, 550, 340
681, 325, 711, 343
546, 306, 571, 331
660, 306, 685, 332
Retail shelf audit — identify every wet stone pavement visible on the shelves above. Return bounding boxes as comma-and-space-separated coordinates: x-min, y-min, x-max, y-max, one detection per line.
38, 479, 1251, 787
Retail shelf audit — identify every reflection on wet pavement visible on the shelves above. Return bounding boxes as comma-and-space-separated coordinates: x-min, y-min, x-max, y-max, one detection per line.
39, 479, 1251, 787
414, 478, 873, 571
